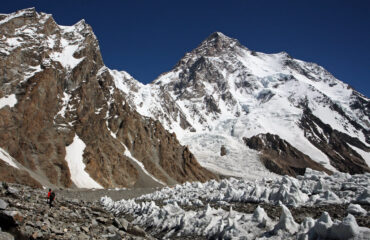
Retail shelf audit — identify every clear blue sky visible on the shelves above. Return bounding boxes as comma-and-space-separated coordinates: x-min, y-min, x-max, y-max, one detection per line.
2, 0, 370, 97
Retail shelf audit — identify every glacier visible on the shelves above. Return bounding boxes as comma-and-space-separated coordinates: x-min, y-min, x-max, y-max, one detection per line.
101, 169, 370, 239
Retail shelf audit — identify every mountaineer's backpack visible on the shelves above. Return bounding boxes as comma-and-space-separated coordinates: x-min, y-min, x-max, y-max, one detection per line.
50, 191, 55, 200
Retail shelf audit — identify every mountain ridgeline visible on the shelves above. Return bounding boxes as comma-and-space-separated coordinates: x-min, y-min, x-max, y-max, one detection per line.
0, 9, 369, 188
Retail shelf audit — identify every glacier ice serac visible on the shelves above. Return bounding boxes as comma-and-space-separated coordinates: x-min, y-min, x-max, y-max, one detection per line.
101, 169, 370, 239
105, 31, 369, 178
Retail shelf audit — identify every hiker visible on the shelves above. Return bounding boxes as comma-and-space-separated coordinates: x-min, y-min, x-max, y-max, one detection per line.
47, 189, 55, 207
47, 189, 51, 203
2, 182, 8, 190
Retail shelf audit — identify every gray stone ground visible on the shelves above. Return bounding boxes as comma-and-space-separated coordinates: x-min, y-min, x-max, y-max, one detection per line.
0, 183, 158, 240
56, 187, 159, 202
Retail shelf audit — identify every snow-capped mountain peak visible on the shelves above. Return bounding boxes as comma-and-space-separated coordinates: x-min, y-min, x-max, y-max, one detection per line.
119, 31, 369, 178
193, 31, 243, 55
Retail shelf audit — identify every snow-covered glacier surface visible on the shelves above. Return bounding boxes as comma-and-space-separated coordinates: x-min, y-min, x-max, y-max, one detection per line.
101, 169, 370, 239
180, 133, 278, 179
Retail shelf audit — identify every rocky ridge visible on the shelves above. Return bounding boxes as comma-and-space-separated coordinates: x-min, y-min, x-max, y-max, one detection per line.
243, 133, 332, 176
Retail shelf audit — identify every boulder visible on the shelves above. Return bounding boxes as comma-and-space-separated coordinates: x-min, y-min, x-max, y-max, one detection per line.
6, 187, 19, 198
50, 226, 63, 235
1, 211, 23, 225
107, 225, 118, 234
220, 145, 227, 156
77, 233, 89, 240
347, 203, 367, 216
127, 225, 146, 237
0, 231, 14, 240
0, 200, 8, 210
91, 219, 98, 227
31, 230, 43, 239
96, 217, 108, 224
81, 226, 89, 233
113, 217, 129, 231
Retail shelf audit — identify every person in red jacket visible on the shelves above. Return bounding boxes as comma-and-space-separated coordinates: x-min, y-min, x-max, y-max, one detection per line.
47, 189, 51, 203
47, 189, 55, 207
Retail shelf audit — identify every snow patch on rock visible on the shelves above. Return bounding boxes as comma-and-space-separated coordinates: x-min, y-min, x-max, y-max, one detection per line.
65, 134, 103, 189
49, 38, 84, 69
120, 143, 165, 186
0, 147, 19, 169
0, 94, 17, 109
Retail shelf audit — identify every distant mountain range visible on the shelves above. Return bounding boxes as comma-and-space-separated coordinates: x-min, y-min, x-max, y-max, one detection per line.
0, 8, 368, 188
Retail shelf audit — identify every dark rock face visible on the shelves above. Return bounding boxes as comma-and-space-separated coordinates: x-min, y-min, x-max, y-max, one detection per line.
97, 71, 217, 186
299, 107, 370, 174
0, 161, 41, 189
0, 8, 216, 188
350, 92, 370, 131
154, 32, 242, 123
243, 133, 332, 177
220, 145, 227, 156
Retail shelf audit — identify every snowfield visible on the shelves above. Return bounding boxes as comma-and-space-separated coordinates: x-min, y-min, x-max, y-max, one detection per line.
101, 169, 370, 239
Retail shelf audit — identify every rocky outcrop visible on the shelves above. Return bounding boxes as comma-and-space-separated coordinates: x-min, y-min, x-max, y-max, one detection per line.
0, 161, 41, 189
97, 70, 217, 186
243, 133, 332, 177
299, 107, 370, 174
220, 145, 227, 156
0, 8, 216, 188
159, 33, 240, 118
